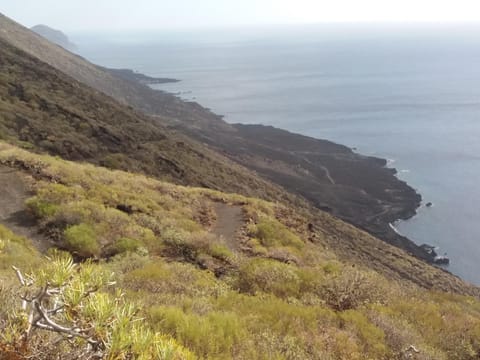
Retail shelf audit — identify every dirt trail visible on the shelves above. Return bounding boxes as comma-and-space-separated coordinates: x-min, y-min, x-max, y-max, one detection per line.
0, 166, 48, 250
211, 203, 244, 251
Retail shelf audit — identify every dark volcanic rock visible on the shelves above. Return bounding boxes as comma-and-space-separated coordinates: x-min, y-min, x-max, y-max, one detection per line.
2, 14, 432, 263
175, 122, 431, 262
102, 67, 179, 85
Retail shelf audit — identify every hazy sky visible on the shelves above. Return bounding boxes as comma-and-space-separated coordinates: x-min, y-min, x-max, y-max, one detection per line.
2, 0, 480, 31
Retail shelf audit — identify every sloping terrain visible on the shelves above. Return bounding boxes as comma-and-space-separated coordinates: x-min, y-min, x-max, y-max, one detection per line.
0, 35, 298, 206
211, 203, 244, 251
0, 142, 475, 295
0, 13, 218, 124
1, 12, 480, 360
196, 123, 426, 258
0, 142, 480, 359
0, 165, 48, 250
0, 13, 431, 260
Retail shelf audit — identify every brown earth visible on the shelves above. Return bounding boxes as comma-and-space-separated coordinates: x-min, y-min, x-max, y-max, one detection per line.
211, 203, 244, 251
0, 166, 48, 250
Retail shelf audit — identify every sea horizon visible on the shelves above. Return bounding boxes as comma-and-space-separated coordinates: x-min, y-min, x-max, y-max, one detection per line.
73, 23, 480, 284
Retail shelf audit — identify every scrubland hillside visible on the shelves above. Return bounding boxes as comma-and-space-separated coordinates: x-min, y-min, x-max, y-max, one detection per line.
0, 143, 479, 359
0, 13, 432, 258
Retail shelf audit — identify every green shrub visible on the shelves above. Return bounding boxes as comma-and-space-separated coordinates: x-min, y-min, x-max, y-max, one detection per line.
252, 218, 304, 250
124, 261, 220, 298
0, 225, 40, 270
1, 254, 194, 359
208, 243, 234, 263
162, 230, 234, 264
109, 237, 144, 256
387, 298, 480, 359
64, 223, 100, 257
340, 310, 388, 358
162, 228, 197, 261
150, 306, 244, 358
26, 196, 58, 218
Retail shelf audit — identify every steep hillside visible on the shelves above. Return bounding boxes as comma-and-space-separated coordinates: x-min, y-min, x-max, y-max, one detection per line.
0, 13, 206, 121
0, 35, 299, 205
0, 142, 476, 294
0, 29, 470, 293
0, 13, 433, 261
0, 143, 479, 359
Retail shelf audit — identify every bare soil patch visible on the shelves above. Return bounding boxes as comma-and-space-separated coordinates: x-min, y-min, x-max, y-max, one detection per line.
0, 165, 48, 250
211, 203, 244, 251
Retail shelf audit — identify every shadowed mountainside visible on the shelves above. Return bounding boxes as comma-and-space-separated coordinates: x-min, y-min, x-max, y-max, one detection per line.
0, 14, 433, 261
0, 35, 298, 205
1, 16, 480, 357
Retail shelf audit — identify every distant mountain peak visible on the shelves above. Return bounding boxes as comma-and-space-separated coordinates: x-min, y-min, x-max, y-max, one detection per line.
30, 24, 76, 51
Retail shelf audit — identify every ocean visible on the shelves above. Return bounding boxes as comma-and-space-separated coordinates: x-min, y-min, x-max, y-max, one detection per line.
73, 24, 480, 284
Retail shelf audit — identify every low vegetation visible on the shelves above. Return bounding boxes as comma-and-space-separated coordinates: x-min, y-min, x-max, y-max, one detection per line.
0, 15, 479, 359
0, 35, 294, 206
0, 143, 479, 359
0, 252, 193, 359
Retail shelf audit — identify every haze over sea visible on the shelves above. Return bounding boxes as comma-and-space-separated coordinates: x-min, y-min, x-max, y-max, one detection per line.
74, 24, 480, 284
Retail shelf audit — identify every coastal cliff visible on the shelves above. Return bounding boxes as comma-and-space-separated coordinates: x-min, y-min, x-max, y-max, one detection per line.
1, 13, 434, 263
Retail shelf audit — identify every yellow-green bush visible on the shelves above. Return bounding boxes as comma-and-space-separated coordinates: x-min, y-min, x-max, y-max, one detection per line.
123, 261, 221, 298
64, 223, 100, 257
1, 144, 480, 359
321, 267, 389, 311
250, 218, 304, 250
237, 258, 302, 298
0, 225, 40, 271
150, 306, 244, 359
0, 254, 194, 360
107, 237, 146, 256
385, 297, 480, 359
340, 310, 388, 358
162, 229, 234, 265
26, 196, 59, 218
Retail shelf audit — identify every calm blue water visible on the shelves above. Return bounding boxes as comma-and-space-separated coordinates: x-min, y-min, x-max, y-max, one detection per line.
73, 24, 480, 284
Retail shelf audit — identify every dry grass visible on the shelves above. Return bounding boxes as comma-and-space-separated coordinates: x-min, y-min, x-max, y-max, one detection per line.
0, 143, 480, 359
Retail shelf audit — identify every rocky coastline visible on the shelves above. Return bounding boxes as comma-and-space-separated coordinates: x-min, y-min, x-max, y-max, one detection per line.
169, 117, 440, 264
95, 66, 441, 265
102, 67, 180, 85
13, 16, 442, 265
